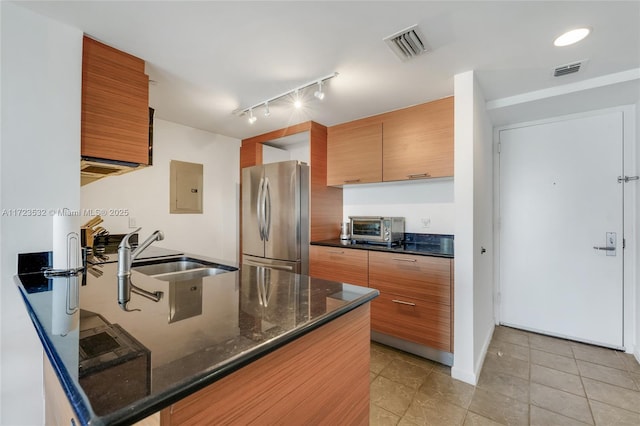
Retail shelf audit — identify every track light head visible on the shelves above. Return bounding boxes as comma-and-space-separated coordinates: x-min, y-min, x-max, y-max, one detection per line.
314, 81, 325, 100
294, 89, 302, 109
264, 102, 271, 117
248, 109, 257, 124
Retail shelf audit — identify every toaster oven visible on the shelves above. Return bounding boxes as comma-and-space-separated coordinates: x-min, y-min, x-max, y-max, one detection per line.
349, 216, 404, 246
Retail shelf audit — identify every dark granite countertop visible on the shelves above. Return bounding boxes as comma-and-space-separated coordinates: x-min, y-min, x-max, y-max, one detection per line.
15, 253, 378, 426
312, 233, 454, 258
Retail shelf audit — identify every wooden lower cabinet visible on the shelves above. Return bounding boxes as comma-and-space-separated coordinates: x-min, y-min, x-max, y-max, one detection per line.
310, 245, 454, 354
368, 251, 453, 353
160, 304, 370, 425
371, 293, 451, 352
368, 251, 451, 304
309, 245, 368, 286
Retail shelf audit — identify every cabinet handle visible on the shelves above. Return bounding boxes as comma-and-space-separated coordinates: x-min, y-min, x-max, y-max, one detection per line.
392, 299, 416, 306
392, 257, 417, 262
407, 173, 430, 179
327, 250, 345, 254
344, 179, 361, 183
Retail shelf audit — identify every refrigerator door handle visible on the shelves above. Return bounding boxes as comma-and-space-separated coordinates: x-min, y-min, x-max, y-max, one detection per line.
264, 177, 272, 241
244, 259, 295, 272
256, 177, 265, 240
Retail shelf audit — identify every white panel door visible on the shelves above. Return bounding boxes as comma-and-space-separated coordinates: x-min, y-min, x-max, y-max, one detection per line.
499, 111, 624, 348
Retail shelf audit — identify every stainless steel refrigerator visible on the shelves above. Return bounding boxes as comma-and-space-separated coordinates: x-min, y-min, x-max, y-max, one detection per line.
242, 160, 309, 275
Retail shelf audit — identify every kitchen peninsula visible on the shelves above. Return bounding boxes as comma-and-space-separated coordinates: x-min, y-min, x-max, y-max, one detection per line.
15, 252, 378, 425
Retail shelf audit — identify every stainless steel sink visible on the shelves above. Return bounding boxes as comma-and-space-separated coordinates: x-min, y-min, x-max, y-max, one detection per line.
132, 256, 237, 281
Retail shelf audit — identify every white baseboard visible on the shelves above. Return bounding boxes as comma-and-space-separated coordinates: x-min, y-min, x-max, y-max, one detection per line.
451, 324, 495, 386
474, 324, 495, 381
451, 366, 477, 385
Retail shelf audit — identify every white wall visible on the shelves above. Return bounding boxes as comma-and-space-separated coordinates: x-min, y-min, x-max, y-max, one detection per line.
452, 70, 495, 385
0, 3, 82, 424
636, 99, 640, 362
343, 179, 454, 234
262, 141, 310, 165
81, 119, 241, 263
263, 144, 292, 164
471, 75, 495, 371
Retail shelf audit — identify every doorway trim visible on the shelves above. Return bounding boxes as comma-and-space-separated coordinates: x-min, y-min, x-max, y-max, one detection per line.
492, 104, 637, 353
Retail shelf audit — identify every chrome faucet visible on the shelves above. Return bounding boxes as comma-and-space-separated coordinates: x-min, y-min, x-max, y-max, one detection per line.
118, 227, 164, 277
117, 228, 164, 311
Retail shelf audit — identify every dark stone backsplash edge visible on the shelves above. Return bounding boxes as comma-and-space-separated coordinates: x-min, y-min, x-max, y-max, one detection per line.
312, 233, 454, 258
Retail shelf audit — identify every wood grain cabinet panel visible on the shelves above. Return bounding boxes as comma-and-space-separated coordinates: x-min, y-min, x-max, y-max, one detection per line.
310, 245, 454, 353
309, 245, 368, 286
382, 96, 454, 181
327, 122, 382, 185
368, 251, 451, 305
371, 292, 451, 352
82, 36, 150, 165
325, 97, 454, 186
161, 304, 371, 426
369, 251, 453, 352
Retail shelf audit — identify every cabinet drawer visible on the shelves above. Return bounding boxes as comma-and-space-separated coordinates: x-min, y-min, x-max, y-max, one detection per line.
371, 292, 451, 352
368, 251, 451, 304
309, 246, 368, 286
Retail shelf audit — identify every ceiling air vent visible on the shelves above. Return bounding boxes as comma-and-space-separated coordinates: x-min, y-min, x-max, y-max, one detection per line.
553, 61, 585, 77
384, 25, 428, 62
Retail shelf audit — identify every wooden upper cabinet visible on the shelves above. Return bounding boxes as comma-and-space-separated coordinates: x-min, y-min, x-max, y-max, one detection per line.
82, 36, 150, 165
327, 122, 382, 185
382, 96, 454, 181
325, 96, 454, 186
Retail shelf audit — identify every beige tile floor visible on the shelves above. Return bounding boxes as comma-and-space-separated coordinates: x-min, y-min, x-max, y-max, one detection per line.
370, 326, 640, 425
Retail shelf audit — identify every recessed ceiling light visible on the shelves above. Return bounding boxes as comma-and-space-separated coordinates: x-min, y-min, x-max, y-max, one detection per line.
554, 28, 590, 47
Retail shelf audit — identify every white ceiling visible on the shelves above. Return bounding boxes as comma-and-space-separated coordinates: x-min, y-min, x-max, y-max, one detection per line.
16, 1, 640, 140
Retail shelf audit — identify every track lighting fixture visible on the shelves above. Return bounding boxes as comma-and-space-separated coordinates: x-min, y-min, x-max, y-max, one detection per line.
248, 108, 257, 124
293, 90, 302, 109
314, 80, 325, 100
237, 72, 338, 123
